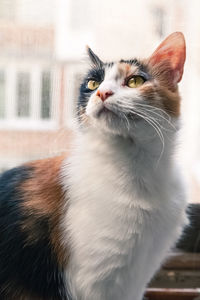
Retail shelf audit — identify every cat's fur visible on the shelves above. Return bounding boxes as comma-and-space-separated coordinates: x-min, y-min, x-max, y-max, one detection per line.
0, 32, 188, 300
177, 204, 200, 252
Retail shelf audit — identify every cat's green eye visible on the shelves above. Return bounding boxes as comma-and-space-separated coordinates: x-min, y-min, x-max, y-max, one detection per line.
127, 76, 145, 88
87, 80, 100, 90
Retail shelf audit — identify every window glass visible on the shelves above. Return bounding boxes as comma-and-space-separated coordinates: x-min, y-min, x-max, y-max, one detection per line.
41, 71, 51, 119
0, 71, 5, 119
17, 72, 30, 117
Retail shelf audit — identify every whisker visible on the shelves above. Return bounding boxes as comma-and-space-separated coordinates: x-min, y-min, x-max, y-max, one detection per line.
133, 103, 176, 130
116, 100, 175, 131
131, 108, 174, 133
133, 102, 171, 119
116, 101, 165, 162
132, 110, 165, 163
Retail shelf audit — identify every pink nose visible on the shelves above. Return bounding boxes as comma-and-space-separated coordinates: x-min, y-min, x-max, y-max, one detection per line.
96, 90, 113, 102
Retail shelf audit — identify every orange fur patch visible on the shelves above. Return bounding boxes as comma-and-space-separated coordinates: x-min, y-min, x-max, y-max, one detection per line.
139, 80, 181, 117
117, 62, 138, 78
159, 86, 181, 117
20, 154, 69, 266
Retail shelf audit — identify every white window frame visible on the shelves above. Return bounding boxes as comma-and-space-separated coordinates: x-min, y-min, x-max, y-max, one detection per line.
0, 60, 60, 130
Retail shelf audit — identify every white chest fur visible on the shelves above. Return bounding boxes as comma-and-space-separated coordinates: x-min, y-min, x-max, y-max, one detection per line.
62, 130, 187, 300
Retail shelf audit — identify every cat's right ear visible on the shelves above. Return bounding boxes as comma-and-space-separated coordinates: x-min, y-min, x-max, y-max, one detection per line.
86, 46, 103, 68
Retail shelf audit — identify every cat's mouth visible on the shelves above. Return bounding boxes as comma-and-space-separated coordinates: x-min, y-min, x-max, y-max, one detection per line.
96, 104, 119, 119
96, 103, 140, 122
91, 102, 143, 134
96, 106, 110, 117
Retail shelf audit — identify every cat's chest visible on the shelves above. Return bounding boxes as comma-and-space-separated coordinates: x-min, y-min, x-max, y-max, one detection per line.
64, 141, 186, 300
66, 158, 175, 298
66, 150, 168, 249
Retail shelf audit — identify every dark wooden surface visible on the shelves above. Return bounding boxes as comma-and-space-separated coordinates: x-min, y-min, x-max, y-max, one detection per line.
145, 288, 200, 300
145, 252, 200, 298
145, 204, 200, 299
163, 253, 200, 270
149, 252, 200, 289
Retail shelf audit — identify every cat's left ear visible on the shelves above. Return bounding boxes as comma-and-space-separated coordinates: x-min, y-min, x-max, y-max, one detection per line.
86, 46, 103, 68
148, 32, 186, 89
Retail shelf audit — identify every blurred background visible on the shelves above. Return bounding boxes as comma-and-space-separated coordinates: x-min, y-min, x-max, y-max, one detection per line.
0, 0, 199, 203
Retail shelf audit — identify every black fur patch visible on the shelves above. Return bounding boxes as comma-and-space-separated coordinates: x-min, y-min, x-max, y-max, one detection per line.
120, 58, 146, 69
0, 166, 71, 300
105, 62, 114, 68
176, 204, 200, 253
78, 65, 105, 112
87, 47, 103, 69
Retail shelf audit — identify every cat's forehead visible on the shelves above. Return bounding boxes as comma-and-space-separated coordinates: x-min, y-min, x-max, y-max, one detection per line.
85, 58, 149, 84
104, 62, 138, 80
103, 59, 147, 81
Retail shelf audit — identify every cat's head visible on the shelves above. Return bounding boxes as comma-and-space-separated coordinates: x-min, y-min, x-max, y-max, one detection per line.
78, 32, 186, 138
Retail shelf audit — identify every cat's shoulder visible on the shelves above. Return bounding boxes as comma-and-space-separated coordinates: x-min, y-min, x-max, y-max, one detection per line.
21, 154, 67, 214
0, 154, 70, 299
0, 154, 69, 267
0, 154, 67, 213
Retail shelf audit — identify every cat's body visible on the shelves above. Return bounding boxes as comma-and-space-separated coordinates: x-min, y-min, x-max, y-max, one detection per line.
0, 32, 189, 300
64, 128, 187, 300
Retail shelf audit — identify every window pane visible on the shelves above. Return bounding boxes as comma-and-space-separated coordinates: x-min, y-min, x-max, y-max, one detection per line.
17, 72, 30, 117
0, 71, 6, 119
41, 71, 51, 119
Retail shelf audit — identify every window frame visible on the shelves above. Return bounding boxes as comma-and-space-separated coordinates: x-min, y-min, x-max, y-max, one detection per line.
0, 60, 60, 131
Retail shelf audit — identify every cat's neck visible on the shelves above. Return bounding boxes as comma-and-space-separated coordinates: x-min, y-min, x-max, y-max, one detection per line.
64, 124, 179, 219
73, 125, 176, 172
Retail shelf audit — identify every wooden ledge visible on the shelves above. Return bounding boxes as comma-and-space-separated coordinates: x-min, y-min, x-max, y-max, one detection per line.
145, 288, 200, 300
163, 253, 200, 270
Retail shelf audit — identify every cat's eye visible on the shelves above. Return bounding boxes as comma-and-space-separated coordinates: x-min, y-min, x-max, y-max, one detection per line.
127, 76, 145, 88
87, 80, 100, 90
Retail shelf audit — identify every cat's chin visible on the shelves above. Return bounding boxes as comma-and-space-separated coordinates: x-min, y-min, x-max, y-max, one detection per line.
96, 106, 113, 118
86, 103, 142, 137
89, 111, 133, 137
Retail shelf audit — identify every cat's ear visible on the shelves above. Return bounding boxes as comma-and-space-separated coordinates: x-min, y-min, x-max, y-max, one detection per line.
148, 32, 186, 89
86, 46, 103, 68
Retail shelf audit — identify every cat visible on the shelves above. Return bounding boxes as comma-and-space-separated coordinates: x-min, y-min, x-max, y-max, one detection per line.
0, 32, 188, 300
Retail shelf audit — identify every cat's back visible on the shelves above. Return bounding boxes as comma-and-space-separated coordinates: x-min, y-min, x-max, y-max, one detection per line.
0, 155, 70, 300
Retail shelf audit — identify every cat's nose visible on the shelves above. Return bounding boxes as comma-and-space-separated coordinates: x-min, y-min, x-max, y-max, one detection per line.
96, 90, 114, 102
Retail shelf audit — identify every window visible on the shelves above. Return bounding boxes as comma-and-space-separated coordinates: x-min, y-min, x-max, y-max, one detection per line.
0, 0, 16, 21
0, 71, 6, 119
17, 72, 30, 117
0, 64, 58, 130
41, 71, 51, 119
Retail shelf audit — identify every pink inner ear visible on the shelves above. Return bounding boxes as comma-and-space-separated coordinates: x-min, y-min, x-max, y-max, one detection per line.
149, 32, 186, 84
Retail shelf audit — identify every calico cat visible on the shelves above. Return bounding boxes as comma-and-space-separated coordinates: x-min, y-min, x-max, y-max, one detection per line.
0, 32, 188, 300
